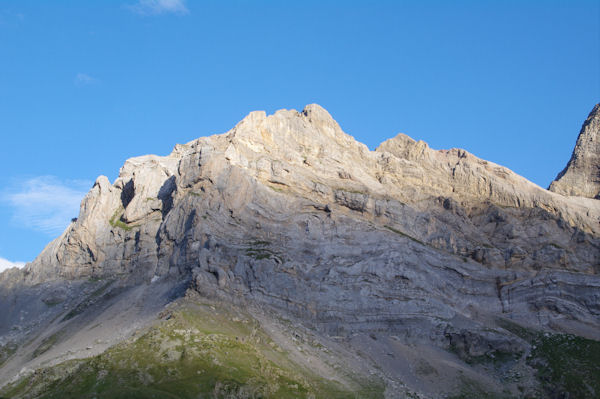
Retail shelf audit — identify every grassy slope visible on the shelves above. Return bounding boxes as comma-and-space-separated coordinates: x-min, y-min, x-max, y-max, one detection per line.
488, 319, 600, 399
0, 344, 17, 369
529, 333, 600, 398
444, 318, 600, 399
1, 300, 383, 399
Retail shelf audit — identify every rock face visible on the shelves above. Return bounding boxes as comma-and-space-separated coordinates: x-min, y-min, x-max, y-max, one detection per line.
549, 103, 600, 199
2, 104, 600, 398
21, 104, 600, 283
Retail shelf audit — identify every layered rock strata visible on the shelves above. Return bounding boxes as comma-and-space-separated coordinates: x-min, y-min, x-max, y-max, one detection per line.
1, 104, 599, 397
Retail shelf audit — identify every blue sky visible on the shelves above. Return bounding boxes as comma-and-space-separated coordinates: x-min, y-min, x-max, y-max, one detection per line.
0, 0, 598, 266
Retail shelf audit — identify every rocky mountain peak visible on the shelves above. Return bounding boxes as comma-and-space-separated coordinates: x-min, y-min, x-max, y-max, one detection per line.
549, 103, 600, 199
228, 104, 350, 147
376, 133, 431, 162
300, 103, 341, 134
2, 104, 600, 398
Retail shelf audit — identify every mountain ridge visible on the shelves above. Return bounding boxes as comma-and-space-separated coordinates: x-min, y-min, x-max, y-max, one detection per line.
15, 103, 599, 284
1, 103, 599, 398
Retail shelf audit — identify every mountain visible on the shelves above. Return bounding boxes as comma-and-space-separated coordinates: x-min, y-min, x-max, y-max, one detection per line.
549, 104, 600, 199
1, 104, 599, 398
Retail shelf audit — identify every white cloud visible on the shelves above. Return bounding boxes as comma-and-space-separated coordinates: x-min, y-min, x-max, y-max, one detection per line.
0, 257, 26, 273
128, 0, 189, 16
74, 73, 97, 86
2, 176, 91, 236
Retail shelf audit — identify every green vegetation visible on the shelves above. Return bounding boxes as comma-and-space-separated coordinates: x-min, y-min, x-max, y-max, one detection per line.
447, 339, 522, 368
108, 207, 134, 231
467, 350, 522, 367
495, 317, 600, 398
447, 375, 511, 399
2, 302, 384, 399
42, 298, 64, 307
334, 188, 368, 195
248, 240, 271, 246
268, 185, 285, 193
245, 248, 273, 260
383, 225, 425, 245
495, 318, 538, 342
245, 241, 283, 263
62, 280, 114, 321
0, 342, 17, 367
31, 331, 63, 359
529, 333, 600, 398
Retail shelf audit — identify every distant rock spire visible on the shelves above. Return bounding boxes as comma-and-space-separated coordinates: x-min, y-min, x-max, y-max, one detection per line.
549, 103, 600, 199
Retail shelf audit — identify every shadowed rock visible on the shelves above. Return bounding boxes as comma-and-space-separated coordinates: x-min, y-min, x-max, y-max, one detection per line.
550, 103, 600, 199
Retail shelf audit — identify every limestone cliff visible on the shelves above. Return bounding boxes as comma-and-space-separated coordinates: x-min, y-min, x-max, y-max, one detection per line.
550, 103, 600, 199
21, 104, 600, 284
1, 104, 600, 398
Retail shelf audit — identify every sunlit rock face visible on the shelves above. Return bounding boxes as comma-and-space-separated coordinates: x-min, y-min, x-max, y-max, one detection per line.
1, 104, 600, 398
550, 103, 600, 199
16, 103, 600, 333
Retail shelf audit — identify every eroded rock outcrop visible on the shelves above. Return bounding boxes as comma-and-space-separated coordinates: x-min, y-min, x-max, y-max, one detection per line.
550, 103, 600, 199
